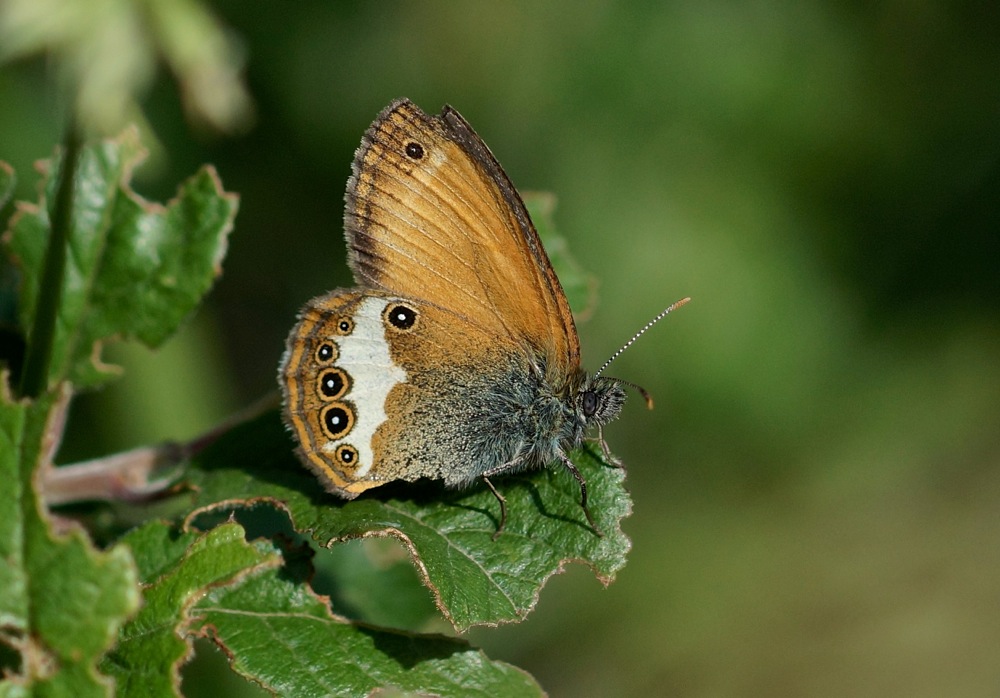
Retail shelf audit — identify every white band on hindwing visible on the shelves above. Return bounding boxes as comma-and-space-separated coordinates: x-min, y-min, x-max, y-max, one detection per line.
321, 296, 406, 478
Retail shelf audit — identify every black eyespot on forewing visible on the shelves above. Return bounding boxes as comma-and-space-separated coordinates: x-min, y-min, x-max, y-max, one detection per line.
404, 141, 425, 160
383, 303, 417, 331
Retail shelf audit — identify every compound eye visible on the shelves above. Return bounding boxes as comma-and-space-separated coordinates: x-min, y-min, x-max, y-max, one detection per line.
582, 390, 598, 417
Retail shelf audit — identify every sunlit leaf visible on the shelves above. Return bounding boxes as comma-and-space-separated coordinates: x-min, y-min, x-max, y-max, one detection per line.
193, 541, 544, 697
2, 128, 238, 390
109, 520, 543, 697
0, 387, 139, 696
103, 522, 280, 698
182, 409, 632, 632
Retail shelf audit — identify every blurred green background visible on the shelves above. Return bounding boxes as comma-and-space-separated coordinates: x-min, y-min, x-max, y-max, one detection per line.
3, 2, 1000, 696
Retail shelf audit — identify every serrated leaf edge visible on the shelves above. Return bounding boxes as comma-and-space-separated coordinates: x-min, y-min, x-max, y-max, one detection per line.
182, 482, 631, 634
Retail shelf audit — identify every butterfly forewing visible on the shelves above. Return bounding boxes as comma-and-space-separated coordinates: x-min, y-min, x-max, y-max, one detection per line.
344, 99, 580, 371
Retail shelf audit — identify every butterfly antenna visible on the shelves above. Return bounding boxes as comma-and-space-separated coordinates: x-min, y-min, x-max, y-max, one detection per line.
615, 378, 654, 409
594, 297, 691, 379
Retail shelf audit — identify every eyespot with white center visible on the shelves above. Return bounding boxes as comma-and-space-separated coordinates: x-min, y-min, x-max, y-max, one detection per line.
404, 141, 425, 160
320, 402, 354, 439
334, 317, 354, 335
383, 303, 417, 331
317, 368, 349, 400
335, 444, 358, 468
314, 341, 337, 364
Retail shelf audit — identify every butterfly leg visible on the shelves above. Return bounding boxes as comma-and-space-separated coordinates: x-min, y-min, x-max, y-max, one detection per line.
557, 453, 603, 538
588, 425, 623, 468
481, 475, 507, 541
481, 454, 527, 539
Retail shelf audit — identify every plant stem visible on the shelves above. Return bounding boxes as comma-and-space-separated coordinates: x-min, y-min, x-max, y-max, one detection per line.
41, 392, 281, 506
18, 123, 82, 399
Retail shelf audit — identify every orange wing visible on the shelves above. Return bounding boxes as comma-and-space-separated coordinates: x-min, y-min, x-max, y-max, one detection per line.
344, 99, 580, 368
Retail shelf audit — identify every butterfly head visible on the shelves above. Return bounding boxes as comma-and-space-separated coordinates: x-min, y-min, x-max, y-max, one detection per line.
578, 374, 627, 428
575, 296, 692, 432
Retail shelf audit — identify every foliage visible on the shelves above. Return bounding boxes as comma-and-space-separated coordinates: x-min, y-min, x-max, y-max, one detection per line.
0, 388, 139, 698
0, 0, 630, 685
0, 0, 252, 134
6, 129, 236, 390
184, 408, 630, 632
0, 126, 627, 695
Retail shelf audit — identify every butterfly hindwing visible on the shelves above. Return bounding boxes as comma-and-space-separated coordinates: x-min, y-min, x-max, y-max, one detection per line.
281, 289, 542, 494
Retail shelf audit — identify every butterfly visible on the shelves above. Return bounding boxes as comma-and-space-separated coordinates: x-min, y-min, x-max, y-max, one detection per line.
279, 98, 687, 537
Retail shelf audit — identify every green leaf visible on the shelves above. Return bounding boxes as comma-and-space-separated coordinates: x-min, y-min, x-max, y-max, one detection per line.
113, 522, 541, 697
320, 538, 440, 630
103, 521, 280, 698
2, 128, 238, 390
0, 386, 140, 696
182, 409, 632, 632
524, 192, 597, 320
193, 550, 543, 698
